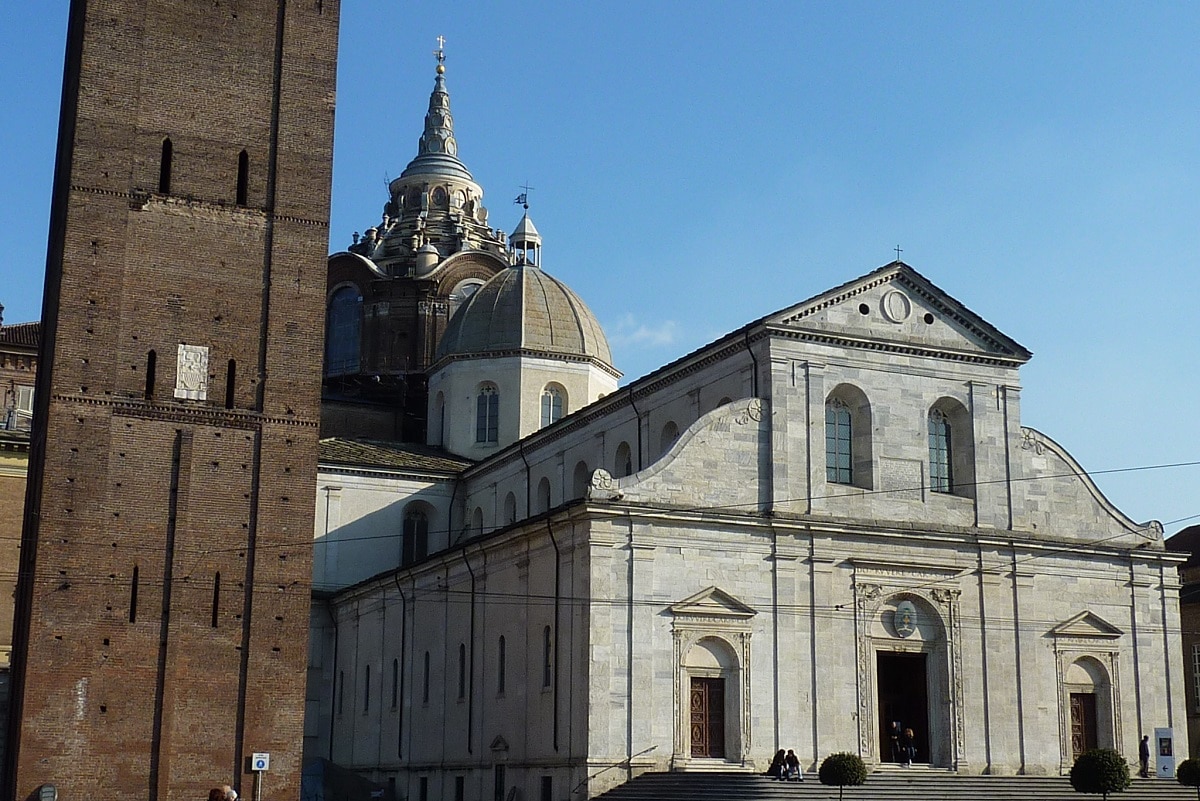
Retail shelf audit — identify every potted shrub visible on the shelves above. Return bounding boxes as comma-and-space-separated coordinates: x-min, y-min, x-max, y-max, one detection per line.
818, 752, 868, 801
1177, 758, 1200, 800
1070, 748, 1132, 799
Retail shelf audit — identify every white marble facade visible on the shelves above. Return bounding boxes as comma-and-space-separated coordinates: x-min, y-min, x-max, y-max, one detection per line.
308, 264, 1185, 800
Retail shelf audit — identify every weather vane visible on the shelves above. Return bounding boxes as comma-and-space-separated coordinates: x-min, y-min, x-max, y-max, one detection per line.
514, 182, 534, 210
434, 35, 446, 66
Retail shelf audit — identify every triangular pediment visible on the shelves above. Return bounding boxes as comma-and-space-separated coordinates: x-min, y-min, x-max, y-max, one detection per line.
669, 586, 757, 619
1050, 611, 1124, 639
764, 263, 1031, 364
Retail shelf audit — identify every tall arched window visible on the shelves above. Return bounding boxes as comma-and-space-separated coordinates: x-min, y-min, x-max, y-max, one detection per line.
542, 625, 553, 688
363, 664, 371, 713
614, 441, 633, 478
497, 635, 507, 695
476, 384, 499, 443
402, 507, 429, 566
928, 409, 953, 493
503, 492, 517, 525
422, 651, 431, 703
572, 461, 590, 499
540, 385, 565, 428
928, 398, 975, 498
471, 506, 483, 535
825, 384, 873, 489
325, 286, 361, 376
825, 398, 853, 484
536, 477, 552, 514
659, 421, 679, 458
433, 392, 446, 447
457, 643, 467, 700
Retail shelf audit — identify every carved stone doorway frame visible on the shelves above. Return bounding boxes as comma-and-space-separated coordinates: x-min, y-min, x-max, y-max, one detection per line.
668, 587, 756, 769
853, 573, 966, 771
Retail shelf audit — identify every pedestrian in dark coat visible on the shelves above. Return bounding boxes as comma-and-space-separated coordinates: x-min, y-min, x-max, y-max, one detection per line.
1139, 735, 1151, 778
902, 727, 917, 766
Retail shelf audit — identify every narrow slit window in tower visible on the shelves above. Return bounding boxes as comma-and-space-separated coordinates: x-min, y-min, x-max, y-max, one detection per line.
159, 138, 173, 194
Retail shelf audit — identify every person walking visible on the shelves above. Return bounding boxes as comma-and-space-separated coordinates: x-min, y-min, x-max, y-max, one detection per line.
1139, 734, 1150, 778
888, 721, 903, 763
902, 727, 917, 767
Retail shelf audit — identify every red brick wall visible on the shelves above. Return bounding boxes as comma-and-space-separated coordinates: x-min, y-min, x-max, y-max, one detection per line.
7, 3, 339, 800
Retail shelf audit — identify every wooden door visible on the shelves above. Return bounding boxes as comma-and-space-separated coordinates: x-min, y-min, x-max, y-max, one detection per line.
690, 677, 726, 758
1070, 692, 1098, 758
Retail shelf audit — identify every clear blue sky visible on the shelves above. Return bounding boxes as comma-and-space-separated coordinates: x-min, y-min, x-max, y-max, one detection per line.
2, 2, 1198, 535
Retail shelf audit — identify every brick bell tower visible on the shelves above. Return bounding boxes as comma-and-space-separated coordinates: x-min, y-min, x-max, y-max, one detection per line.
5, 3, 339, 800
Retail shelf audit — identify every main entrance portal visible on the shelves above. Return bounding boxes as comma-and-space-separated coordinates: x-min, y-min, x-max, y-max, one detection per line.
690, 677, 725, 758
877, 652, 929, 764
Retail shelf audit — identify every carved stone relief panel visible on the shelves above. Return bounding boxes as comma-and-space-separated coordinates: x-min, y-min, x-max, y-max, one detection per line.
174, 343, 209, 401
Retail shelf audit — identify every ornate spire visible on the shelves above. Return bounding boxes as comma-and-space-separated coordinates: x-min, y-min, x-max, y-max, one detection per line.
399, 38, 473, 182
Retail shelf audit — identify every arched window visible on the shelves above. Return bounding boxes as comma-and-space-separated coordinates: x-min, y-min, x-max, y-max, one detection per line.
325, 286, 361, 376
471, 506, 483, 535
825, 384, 873, 489
536, 477, 552, 514
825, 398, 853, 484
457, 643, 467, 700
572, 461, 590, 500
497, 635, 506, 695
402, 507, 429, 566
542, 625, 553, 688
659, 421, 679, 458
614, 441, 633, 478
476, 384, 499, 443
503, 492, 517, 525
928, 399, 975, 498
929, 409, 953, 493
540, 385, 565, 428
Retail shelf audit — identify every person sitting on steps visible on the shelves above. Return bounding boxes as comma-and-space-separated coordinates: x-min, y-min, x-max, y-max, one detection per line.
783, 749, 803, 781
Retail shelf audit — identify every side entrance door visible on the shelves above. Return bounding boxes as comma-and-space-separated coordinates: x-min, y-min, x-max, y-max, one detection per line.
1070, 692, 1098, 759
690, 677, 726, 758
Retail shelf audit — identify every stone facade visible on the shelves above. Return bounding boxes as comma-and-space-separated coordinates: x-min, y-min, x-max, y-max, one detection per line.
6, 3, 340, 800
308, 264, 1186, 799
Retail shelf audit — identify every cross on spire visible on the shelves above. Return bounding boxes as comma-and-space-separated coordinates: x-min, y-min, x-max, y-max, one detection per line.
434, 35, 446, 65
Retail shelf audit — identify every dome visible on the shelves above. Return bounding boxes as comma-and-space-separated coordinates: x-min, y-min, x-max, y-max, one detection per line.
435, 264, 613, 366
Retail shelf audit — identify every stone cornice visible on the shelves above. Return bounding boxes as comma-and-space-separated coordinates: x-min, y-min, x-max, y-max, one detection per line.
765, 326, 1028, 367
53, 394, 319, 430
69, 185, 329, 228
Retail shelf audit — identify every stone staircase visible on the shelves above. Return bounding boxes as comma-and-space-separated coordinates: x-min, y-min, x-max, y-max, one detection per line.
591, 769, 1199, 800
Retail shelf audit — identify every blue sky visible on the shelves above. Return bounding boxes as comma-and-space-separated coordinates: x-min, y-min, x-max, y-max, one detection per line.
2, 2, 1198, 535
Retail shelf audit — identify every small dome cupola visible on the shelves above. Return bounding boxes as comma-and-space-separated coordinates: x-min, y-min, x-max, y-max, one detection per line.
510, 209, 542, 267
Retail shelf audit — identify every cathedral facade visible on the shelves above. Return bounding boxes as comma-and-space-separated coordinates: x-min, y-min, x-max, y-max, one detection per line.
306, 59, 1187, 801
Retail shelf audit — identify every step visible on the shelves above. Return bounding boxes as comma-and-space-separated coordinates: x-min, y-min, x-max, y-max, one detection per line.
591, 770, 1199, 801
